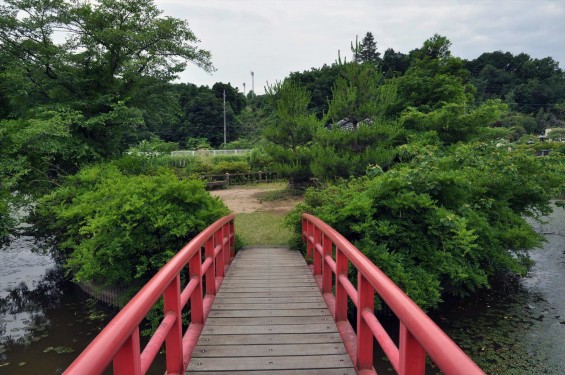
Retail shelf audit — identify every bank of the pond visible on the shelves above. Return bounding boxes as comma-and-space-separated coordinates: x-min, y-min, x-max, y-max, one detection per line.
2, 206, 565, 374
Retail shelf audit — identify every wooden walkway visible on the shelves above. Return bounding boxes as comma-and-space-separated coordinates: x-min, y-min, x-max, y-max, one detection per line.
186, 247, 356, 374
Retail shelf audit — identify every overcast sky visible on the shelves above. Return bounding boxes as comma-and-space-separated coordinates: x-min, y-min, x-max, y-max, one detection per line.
154, 0, 565, 95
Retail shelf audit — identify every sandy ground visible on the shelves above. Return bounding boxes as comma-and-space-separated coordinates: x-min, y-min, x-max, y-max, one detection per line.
210, 186, 302, 214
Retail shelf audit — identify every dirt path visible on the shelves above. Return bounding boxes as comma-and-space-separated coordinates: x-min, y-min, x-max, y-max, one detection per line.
210, 186, 302, 214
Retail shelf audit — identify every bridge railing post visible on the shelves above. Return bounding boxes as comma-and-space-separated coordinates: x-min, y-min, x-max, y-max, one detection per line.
113, 328, 141, 375
399, 323, 426, 375
357, 274, 375, 371
215, 228, 224, 278
313, 226, 322, 275
163, 275, 183, 374
335, 247, 348, 322
205, 237, 216, 295
306, 220, 313, 260
223, 224, 230, 268
189, 248, 204, 324
229, 220, 235, 260
322, 234, 332, 294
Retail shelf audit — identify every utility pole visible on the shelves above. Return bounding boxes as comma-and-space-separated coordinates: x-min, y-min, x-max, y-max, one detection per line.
223, 90, 226, 145
250, 71, 254, 96
243, 82, 246, 95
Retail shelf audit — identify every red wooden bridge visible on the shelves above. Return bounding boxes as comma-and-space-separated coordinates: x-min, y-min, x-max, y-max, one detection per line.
64, 214, 484, 375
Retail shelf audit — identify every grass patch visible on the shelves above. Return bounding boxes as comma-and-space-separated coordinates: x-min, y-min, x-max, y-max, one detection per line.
235, 211, 292, 247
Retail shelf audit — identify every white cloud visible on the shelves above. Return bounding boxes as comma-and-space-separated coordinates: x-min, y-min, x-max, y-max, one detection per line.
155, 0, 565, 94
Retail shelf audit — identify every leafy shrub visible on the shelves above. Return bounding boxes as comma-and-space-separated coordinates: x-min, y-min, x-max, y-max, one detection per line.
186, 137, 211, 150
211, 161, 249, 174
290, 142, 565, 310
32, 164, 229, 286
247, 146, 273, 171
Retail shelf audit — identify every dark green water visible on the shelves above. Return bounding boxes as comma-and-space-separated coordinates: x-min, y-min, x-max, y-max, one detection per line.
435, 207, 565, 374
2, 207, 565, 374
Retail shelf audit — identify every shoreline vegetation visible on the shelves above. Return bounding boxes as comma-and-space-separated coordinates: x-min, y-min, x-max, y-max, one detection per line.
1, 0, 564, 322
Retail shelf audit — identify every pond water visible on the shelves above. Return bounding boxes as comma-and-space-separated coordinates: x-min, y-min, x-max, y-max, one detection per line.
429, 206, 565, 374
1, 207, 565, 374
0, 235, 116, 374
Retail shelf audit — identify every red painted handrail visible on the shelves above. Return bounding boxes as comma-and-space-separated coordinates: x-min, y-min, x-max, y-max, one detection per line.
302, 213, 485, 375
65, 214, 236, 375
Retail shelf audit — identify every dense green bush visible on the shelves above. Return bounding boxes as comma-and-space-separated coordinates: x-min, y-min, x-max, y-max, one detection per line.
210, 160, 249, 174
247, 146, 274, 171
290, 142, 565, 310
31, 164, 229, 285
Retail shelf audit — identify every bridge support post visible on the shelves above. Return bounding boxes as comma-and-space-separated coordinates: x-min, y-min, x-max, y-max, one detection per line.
205, 237, 216, 295
164, 275, 183, 374
215, 228, 225, 278
113, 328, 141, 375
313, 227, 322, 275
322, 235, 332, 294
399, 323, 426, 375
229, 220, 235, 259
335, 248, 348, 322
189, 248, 204, 324
357, 275, 375, 371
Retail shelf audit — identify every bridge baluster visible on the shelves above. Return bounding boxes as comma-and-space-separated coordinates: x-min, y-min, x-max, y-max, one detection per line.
215, 228, 224, 278
113, 328, 141, 375
313, 226, 322, 275
335, 247, 349, 322
189, 248, 204, 324
357, 274, 375, 370
322, 234, 332, 294
163, 275, 183, 374
399, 323, 426, 375
205, 237, 216, 295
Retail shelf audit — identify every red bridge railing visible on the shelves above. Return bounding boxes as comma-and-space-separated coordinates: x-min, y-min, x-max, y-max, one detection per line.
302, 213, 485, 375
65, 214, 235, 375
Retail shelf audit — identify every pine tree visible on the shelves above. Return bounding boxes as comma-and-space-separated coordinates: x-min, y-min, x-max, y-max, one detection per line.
359, 32, 381, 65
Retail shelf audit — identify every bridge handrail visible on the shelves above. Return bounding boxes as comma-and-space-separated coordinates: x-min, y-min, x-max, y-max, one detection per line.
302, 213, 484, 375
65, 214, 236, 375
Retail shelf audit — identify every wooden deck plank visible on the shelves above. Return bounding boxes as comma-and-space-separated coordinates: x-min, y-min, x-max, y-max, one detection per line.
204, 316, 334, 326
195, 333, 344, 345
209, 309, 331, 318
186, 354, 353, 372
213, 296, 326, 304
212, 303, 328, 310
220, 280, 318, 285
192, 343, 347, 357
201, 323, 339, 335
185, 247, 355, 374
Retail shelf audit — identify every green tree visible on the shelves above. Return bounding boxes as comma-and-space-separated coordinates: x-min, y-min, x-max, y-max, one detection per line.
263, 81, 321, 189
287, 64, 342, 118
381, 48, 410, 77
327, 62, 386, 127
212, 82, 247, 114
358, 32, 381, 66
400, 99, 508, 144
0, 0, 212, 160
312, 61, 402, 180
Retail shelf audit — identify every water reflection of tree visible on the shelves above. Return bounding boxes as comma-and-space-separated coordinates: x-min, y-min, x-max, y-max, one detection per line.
0, 267, 65, 345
